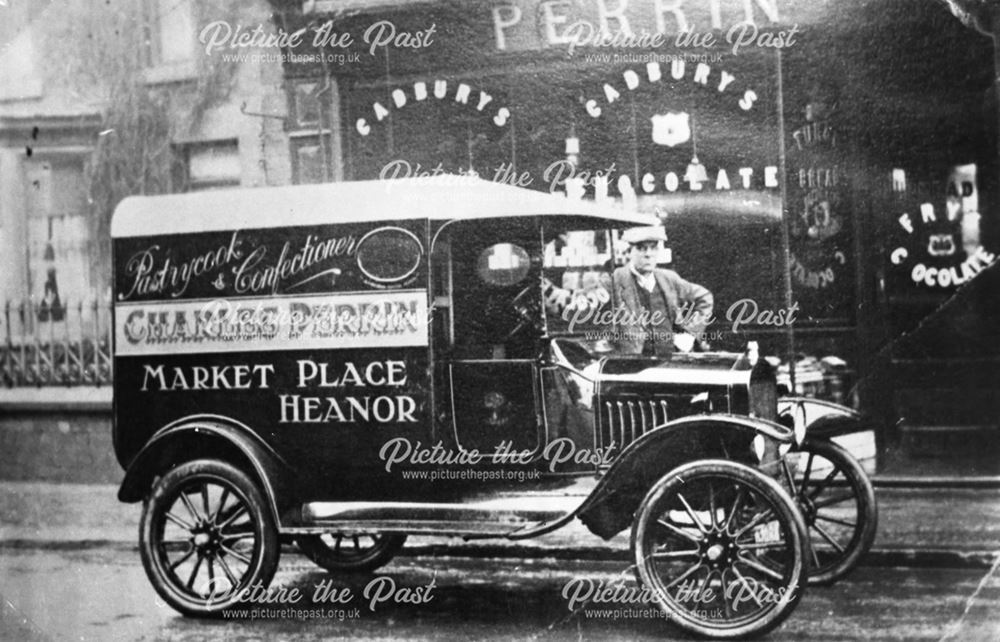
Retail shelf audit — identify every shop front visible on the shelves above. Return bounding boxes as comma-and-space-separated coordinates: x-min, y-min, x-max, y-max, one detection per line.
265, 0, 998, 475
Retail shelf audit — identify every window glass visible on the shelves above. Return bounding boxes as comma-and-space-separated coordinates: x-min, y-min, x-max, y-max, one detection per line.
292, 137, 333, 184
542, 228, 616, 336
476, 243, 530, 286
187, 140, 240, 190
23, 159, 91, 316
155, 0, 195, 64
293, 82, 322, 128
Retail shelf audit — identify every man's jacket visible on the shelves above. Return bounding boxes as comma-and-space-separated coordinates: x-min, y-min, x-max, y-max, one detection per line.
611, 266, 714, 356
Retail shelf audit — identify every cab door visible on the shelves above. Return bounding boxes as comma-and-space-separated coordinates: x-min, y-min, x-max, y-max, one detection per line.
430, 218, 543, 455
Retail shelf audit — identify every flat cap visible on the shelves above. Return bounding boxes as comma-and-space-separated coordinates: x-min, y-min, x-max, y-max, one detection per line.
622, 226, 667, 245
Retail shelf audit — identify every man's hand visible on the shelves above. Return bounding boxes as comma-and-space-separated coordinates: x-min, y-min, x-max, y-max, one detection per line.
673, 332, 695, 352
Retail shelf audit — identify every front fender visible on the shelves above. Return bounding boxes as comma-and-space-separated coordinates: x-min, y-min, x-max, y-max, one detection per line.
778, 397, 866, 439
576, 414, 793, 540
117, 415, 296, 527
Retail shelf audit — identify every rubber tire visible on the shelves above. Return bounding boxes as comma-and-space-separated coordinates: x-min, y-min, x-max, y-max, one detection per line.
631, 460, 808, 639
795, 437, 878, 586
296, 532, 407, 573
139, 459, 279, 617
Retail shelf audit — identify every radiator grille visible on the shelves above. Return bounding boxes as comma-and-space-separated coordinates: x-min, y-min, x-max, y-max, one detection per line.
599, 397, 670, 451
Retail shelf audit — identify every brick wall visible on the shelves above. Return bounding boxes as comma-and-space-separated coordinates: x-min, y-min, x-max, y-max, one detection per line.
0, 389, 119, 484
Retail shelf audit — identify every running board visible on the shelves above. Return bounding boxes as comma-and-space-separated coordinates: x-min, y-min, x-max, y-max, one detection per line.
301, 499, 572, 536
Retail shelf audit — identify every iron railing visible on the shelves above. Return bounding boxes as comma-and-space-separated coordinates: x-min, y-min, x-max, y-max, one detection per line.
1, 298, 113, 387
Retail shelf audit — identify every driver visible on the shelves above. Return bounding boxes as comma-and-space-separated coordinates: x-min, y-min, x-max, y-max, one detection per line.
612, 226, 713, 357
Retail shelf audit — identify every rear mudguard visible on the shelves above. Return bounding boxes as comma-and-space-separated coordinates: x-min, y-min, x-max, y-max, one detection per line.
117, 415, 298, 528
778, 397, 868, 439
576, 414, 794, 540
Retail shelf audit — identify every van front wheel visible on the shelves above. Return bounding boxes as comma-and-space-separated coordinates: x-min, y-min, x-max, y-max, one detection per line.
632, 460, 807, 638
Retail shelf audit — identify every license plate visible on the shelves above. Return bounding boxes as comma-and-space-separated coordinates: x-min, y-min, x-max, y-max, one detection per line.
753, 521, 781, 544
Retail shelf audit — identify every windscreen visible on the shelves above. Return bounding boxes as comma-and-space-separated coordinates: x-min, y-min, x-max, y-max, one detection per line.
542, 227, 621, 344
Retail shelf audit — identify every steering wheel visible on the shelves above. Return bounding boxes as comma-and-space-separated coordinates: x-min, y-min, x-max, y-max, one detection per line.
506, 281, 544, 341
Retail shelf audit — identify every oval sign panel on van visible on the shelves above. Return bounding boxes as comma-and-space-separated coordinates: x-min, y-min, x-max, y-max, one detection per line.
356, 226, 424, 284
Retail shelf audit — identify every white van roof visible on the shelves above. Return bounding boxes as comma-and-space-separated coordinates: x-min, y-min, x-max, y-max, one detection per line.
111, 177, 658, 238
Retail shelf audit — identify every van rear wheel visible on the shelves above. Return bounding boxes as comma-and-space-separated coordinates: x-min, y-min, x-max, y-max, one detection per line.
297, 532, 407, 573
139, 459, 279, 617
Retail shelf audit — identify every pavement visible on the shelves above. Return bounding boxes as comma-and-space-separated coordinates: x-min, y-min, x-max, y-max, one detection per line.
1, 482, 998, 569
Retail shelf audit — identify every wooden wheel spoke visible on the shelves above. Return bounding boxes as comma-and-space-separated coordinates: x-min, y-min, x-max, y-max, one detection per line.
815, 513, 857, 528
807, 469, 841, 501
201, 483, 211, 522
220, 544, 252, 565
731, 567, 765, 607
723, 487, 745, 533
734, 508, 775, 539
666, 561, 705, 590
798, 453, 815, 496
164, 511, 194, 531
217, 554, 240, 586
739, 540, 788, 551
221, 529, 255, 542
812, 522, 846, 553
211, 489, 231, 525
781, 459, 796, 496
708, 483, 718, 530
160, 538, 193, 550
697, 568, 714, 600
168, 546, 195, 571
218, 504, 248, 530
677, 493, 709, 533
652, 549, 701, 560
736, 554, 785, 582
179, 491, 204, 524
720, 569, 734, 619
655, 518, 702, 544
186, 556, 203, 589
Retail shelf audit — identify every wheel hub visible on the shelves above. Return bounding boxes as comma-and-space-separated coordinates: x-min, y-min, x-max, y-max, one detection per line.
798, 495, 817, 524
699, 532, 740, 569
190, 521, 224, 555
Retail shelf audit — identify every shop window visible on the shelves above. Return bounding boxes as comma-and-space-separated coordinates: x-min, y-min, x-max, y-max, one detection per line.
24, 158, 92, 314
180, 140, 241, 191
142, 0, 197, 81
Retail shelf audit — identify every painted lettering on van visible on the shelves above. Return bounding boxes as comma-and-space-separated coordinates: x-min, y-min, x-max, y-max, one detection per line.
114, 292, 429, 356
233, 234, 358, 295
123, 231, 243, 300
278, 394, 418, 423
140, 363, 275, 391
288, 300, 421, 338
279, 359, 418, 424
123, 306, 281, 345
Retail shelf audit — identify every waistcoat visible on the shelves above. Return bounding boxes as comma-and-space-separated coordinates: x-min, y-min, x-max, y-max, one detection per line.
634, 275, 672, 356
